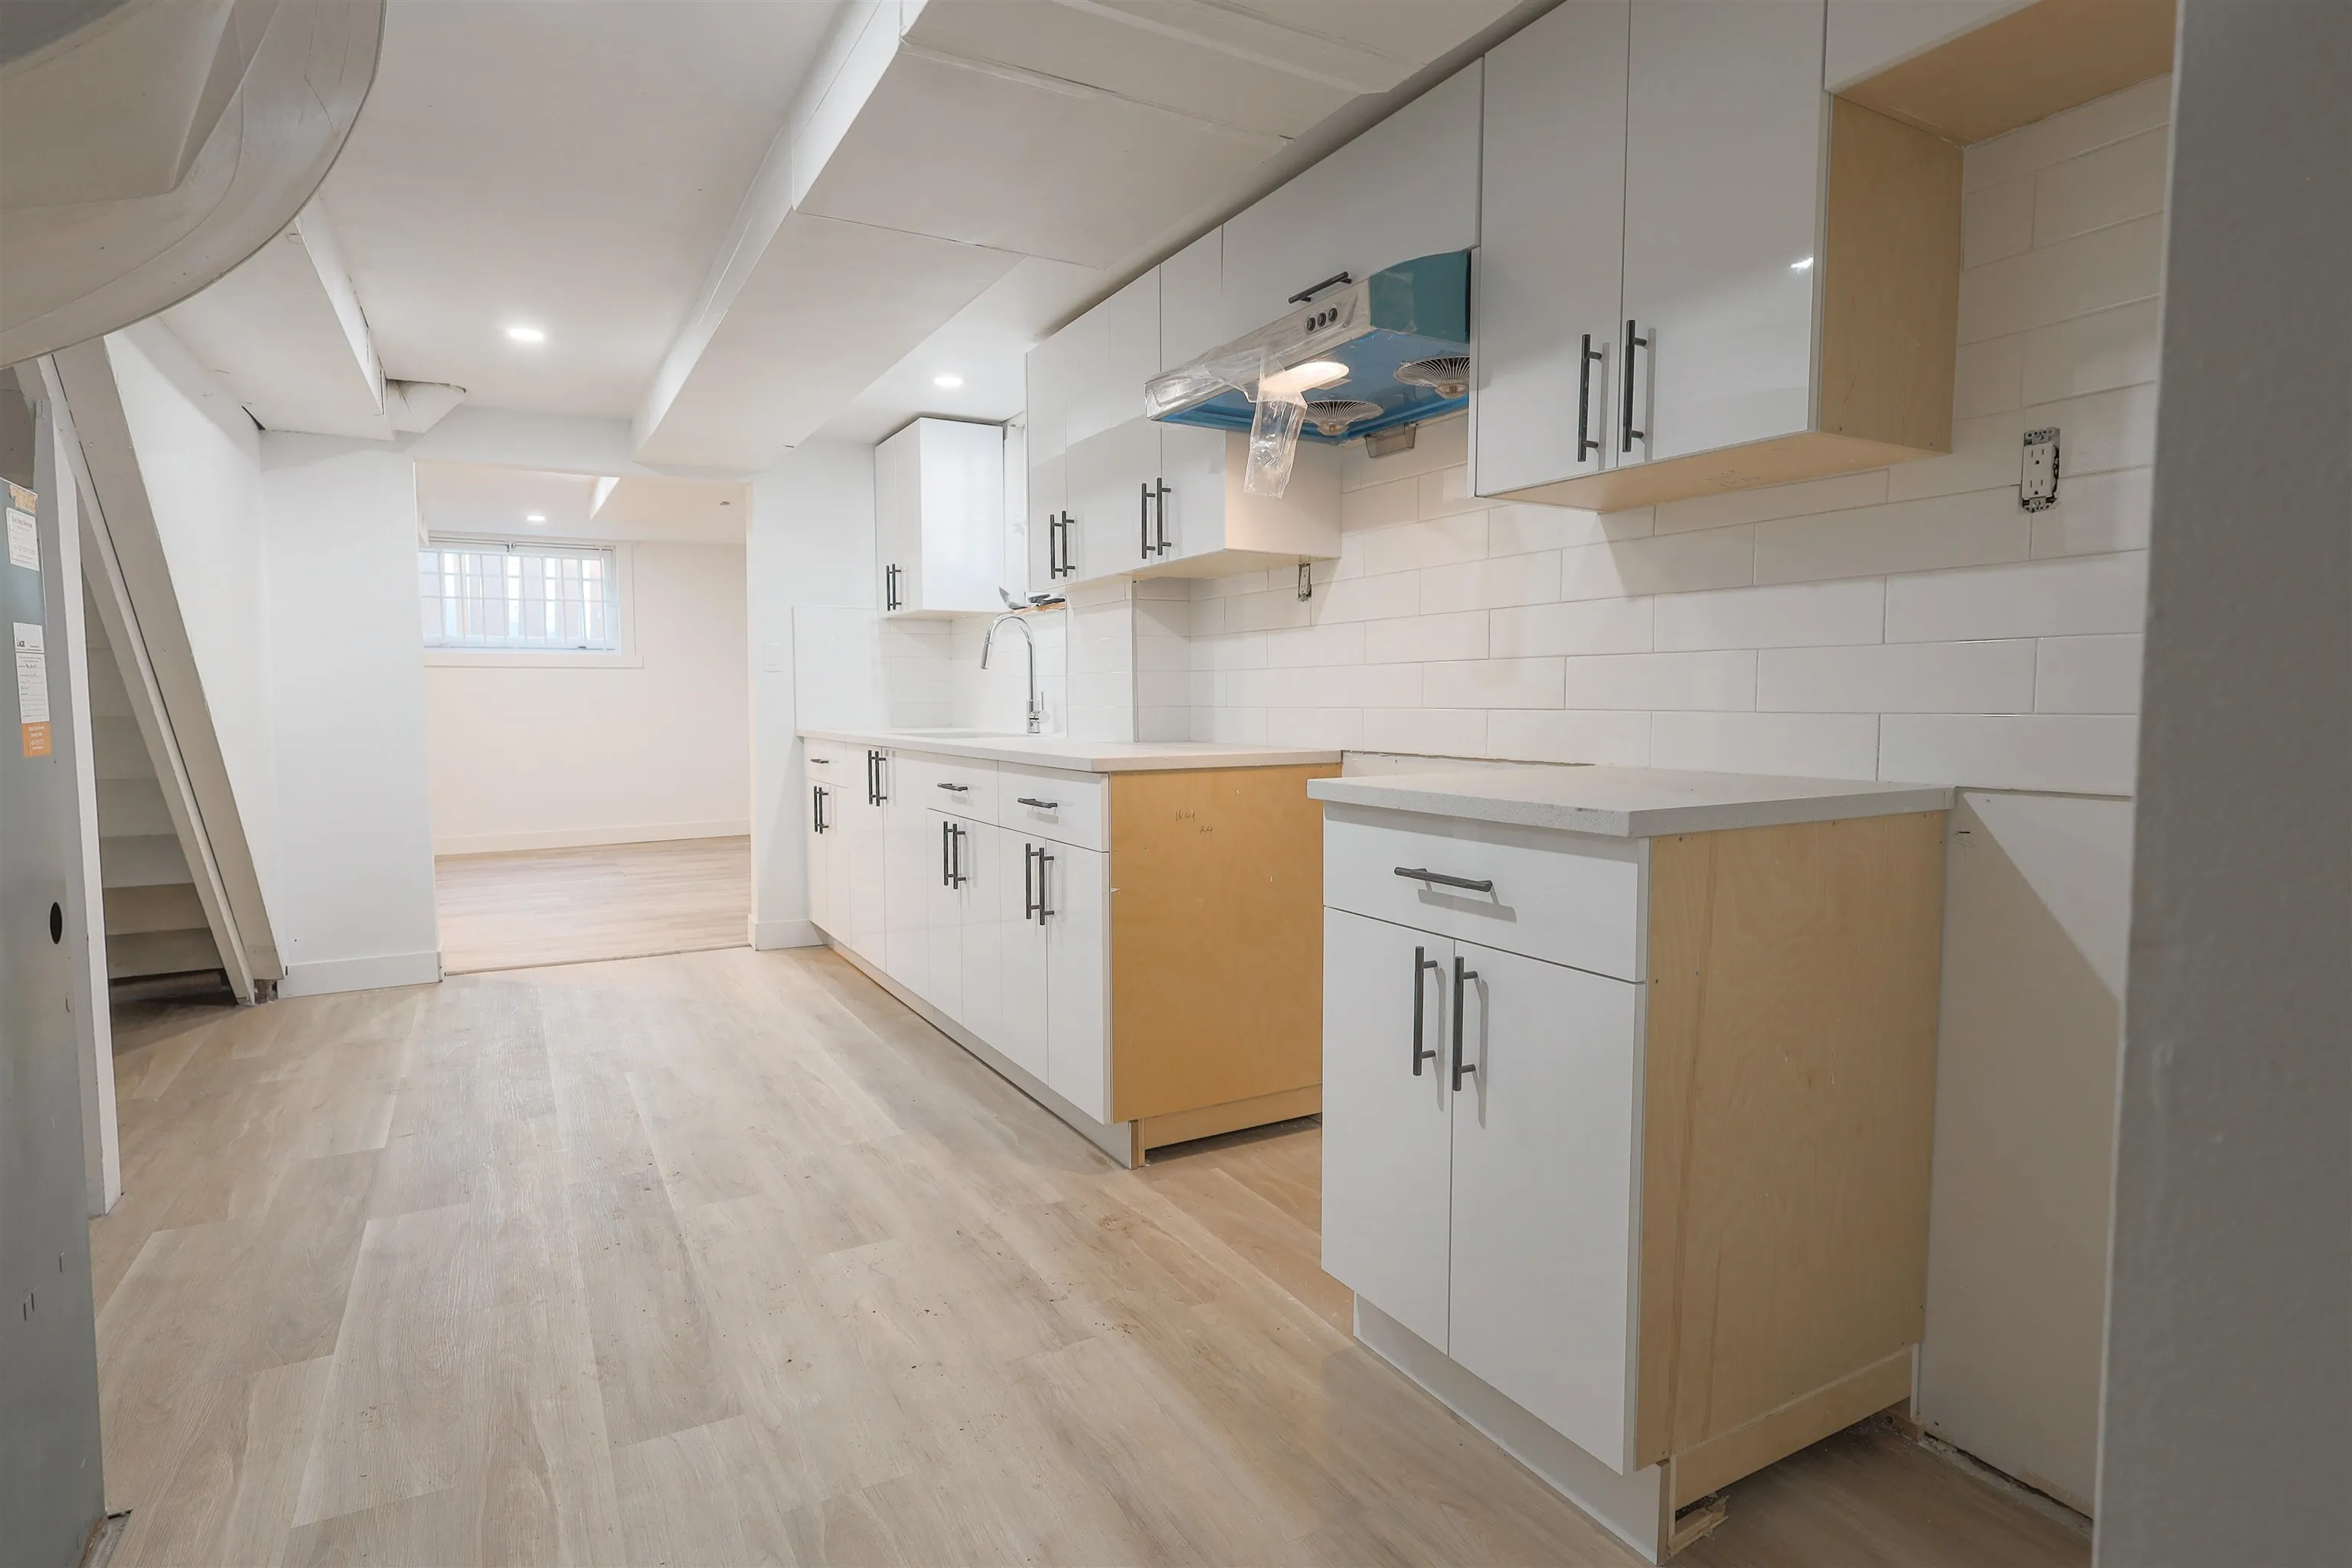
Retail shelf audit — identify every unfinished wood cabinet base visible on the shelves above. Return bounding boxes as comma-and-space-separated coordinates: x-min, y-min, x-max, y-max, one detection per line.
1133, 1083, 1321, 1162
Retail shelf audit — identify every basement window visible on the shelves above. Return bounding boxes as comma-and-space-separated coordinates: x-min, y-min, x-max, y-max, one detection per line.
419, 537, 621, 652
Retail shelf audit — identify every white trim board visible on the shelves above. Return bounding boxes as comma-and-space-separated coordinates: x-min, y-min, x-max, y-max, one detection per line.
276, 949, 443, 998
430, 819, 750, 857
751, 917, 822, 951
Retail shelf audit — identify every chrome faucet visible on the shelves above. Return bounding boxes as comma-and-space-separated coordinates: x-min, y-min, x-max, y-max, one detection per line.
982, 610, 1045, 734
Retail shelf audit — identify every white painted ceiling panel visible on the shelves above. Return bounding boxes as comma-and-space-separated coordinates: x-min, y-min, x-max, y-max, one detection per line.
416, 461, 746, 544
634, 210, 1021, 470
796, 46, 1285, 269
162, 227, 390, 439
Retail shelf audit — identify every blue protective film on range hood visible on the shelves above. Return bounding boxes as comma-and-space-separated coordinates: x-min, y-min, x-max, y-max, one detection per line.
1144, 252, 1470, 443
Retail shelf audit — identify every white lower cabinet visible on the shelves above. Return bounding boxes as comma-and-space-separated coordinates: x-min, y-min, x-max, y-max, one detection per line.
809, 748, 1112, 1127
1323, 909, 1641, 1471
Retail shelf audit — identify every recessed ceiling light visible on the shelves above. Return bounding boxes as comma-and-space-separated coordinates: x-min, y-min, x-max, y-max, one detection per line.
1790, 256, 1815, 271
525, 513, 547, 523
505, 324, 547, 344
933, 373, 964, 389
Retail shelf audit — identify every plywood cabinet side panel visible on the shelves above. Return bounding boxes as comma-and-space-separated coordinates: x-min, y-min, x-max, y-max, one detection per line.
1107, 764, 1338, 1122
1495, 430, 1936, 512
1837, 0, 2174, 146
1662, 812, 1948, 1455
1820, 100, 1962, 453
1634, 831, 1720, 1468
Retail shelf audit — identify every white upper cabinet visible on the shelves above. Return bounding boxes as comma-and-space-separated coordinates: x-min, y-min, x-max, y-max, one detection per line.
1160, 230, 1224, 371
1472, 0, 1631, 498
875, 417, 1007, 616
1099, 270, 1160, 430
1057, 298, 1113, 449
1619, 0, 1827, 466
1025, 322, 1076, 465
1219, 61, 1483, 340
1824, 0, 2027, 90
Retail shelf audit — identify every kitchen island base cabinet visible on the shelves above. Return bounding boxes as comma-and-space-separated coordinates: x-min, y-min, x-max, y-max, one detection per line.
802, 733, 1340, 1166
1319, 795, 1947, 1560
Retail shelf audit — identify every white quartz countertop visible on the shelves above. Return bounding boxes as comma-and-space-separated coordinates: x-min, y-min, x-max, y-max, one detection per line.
799, 727, 1341, 774
1307, 765, 1952, 838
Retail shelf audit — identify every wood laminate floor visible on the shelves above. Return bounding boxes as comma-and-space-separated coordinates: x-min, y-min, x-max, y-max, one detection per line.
433, 836, 750, 974
91, 946, 2092, 1567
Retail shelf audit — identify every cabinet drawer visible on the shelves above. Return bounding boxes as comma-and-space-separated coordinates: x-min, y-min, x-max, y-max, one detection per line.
805, 739, 854, 783
898, 752, 998, 820
1321, 807, 1644, 981
998, 765, 1105, 851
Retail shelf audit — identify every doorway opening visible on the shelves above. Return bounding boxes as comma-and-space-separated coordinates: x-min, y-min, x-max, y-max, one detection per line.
415, 461, 751, 973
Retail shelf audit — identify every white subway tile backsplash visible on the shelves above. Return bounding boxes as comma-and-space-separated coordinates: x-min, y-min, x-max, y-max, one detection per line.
1560, 651, 1756, 711
1266, 620, 1366, 668
1487, 709, 1651, 766
1956, 213, 2164, 343
1654, 579, 1885, 652
1265, 707, 1364, 750
1963, 175, 2036, 267
2035, 633, 2144, 714
1759, 639, 2037, 714
2030, 467, 2154, 558
1490, 597, 1654, 658
1963, 74, 2171, 191
1419, 552, 1563, 613
1418, 463, 1497, 521
1422, 657, 1563, 710
1887, 551, 2147, 642
2034, 126, 2169, 245
1952, 333, 2027, 420
1311, 570, 1423, 623
1652, 470, 1886, 534
2020, 298, 2161, 406
1362, 511, 1487, 574
1755, 488, 2030, 583
1364, 609, 1489, 664
1360, 707, 1489, 757
2023, 381, 2159, 477
1880, 713, 2138, 794
1650, 712, 1882, 781
1559, 526, 1755, 600
1341, 476, 1418, 532
1223, 586, 1314, 633
1489, 502, 1651, 557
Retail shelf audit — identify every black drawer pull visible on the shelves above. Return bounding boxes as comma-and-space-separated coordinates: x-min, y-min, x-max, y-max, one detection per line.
1015, 796, 1060, 810
1394, 866, 1494, 894
936, 782, 969, 792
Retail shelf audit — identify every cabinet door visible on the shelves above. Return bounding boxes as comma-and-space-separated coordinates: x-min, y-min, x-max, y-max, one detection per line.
825, 792, 855, 945
841, 765, 887, 965
1322, 910, 1455, 1351
1069, 419, 1159, 582
1622, 0, 1826, 464
880, 766, 932, 999
913, 420, 1004, 615
1041, 840, 1108, 1121
1446, 941, 1642, 1472
1027, 333, 1070, 466
1101, 270, 1160, 432
1028, 451, 1069, 590
1219, 64, 1482, 338
1060, 299, 1112, 449
1156, 423, 1225, 564
1160, 229, 1224, 370
875, 423, 923, 614
923, 812, 964, 1018
1473, 0, 1630, 497
806, 783, 833, 933
955, 821, 1004, 1050
998, 838, 1051, 1083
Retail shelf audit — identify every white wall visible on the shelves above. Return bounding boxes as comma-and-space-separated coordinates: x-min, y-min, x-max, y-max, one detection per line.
423, 542, 750, 854
748, 440, 876, 949
105, 323, 283, 912
259, 436, 442, 995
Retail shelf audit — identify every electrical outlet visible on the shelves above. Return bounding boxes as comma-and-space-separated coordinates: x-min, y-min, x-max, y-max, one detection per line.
2021, 426, 2060, 511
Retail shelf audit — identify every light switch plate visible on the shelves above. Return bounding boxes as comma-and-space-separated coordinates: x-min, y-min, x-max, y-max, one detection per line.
2021, 426, 2060, 511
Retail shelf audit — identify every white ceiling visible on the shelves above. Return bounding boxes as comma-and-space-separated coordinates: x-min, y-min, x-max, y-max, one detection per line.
416, 460, 748, 544
318, 0, 841, 419
158, 0, 1541, 467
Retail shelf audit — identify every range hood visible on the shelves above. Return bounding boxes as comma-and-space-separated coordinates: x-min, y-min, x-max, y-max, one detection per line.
1144, 251, 1470, 447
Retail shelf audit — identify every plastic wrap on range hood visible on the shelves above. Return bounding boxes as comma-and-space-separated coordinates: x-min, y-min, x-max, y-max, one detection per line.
1144, 252, 1471, 444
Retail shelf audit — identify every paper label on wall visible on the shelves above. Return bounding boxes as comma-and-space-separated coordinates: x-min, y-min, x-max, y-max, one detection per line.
5, 506, 34, 572
15, 621, 51, 756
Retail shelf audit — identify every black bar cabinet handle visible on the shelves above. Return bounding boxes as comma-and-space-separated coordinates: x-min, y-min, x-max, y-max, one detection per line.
1622, 319, 1648, 455
1023, 844, 1037, 920
1393, 866, 1494, 894
936, 782, 969, 792
941, 818, 952, 887
1577, 333, 1604, 462
1154, 479, 1171, 554
812, 785, 822, 834
1411, 946, 1441, 1076
1288, 271, 1351, 304
1140, 482, 1152, 560
1035, 847, 1055, 923
1016, 796, 1060, 811
1452, 956, 1478, 1092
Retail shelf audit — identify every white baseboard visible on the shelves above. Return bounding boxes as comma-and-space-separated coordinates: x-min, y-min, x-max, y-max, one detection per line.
432, 818, 750, 857
277, 949, 443, 998
751, 917, 821, 950
1354, 1296, 1665, 1563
